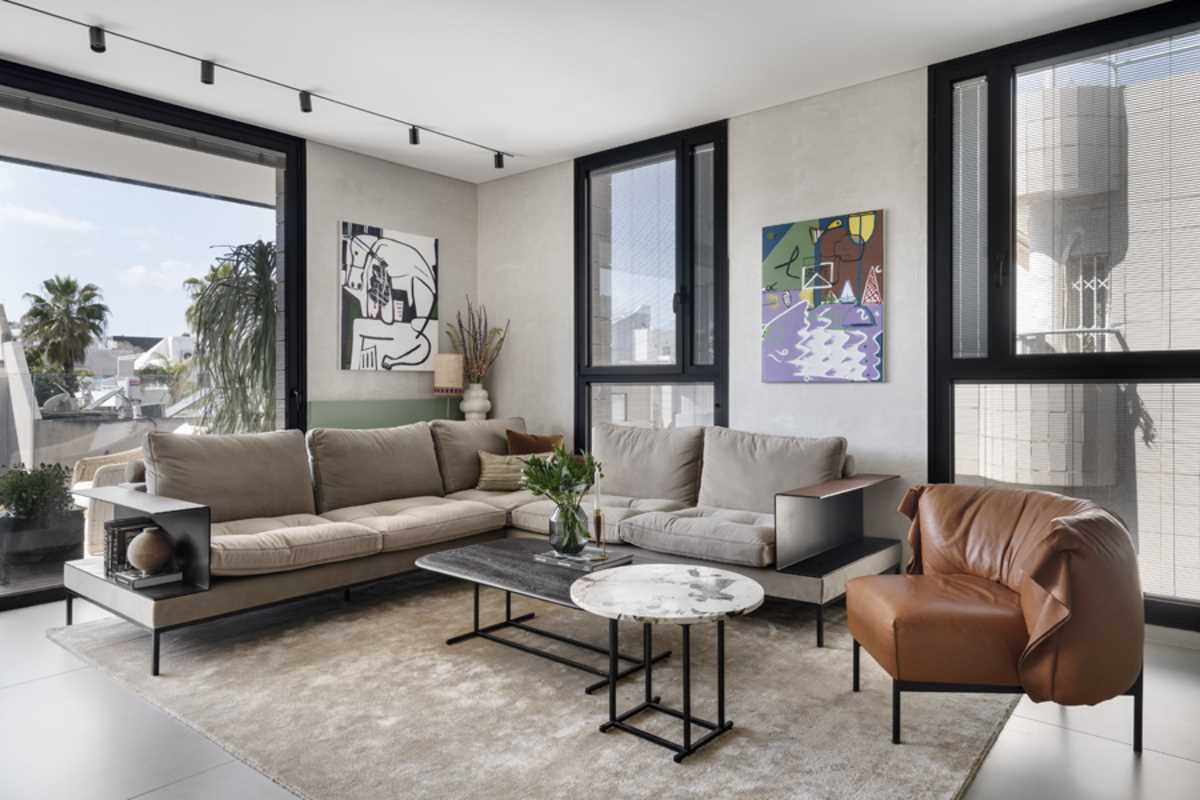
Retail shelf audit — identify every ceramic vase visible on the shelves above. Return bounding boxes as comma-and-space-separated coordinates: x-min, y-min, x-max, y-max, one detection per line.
460, 383, 492, 421
548, 504, 589, 556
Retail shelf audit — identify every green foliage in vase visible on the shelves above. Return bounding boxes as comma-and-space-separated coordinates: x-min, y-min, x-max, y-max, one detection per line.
520, 446, 602, 511
445, 296, 509, 384
184, 241, 277, 433
0, 463, 74, 522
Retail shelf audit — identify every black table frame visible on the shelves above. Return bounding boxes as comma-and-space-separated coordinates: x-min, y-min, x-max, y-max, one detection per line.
445, 582, 671, 694
601, 619, 733, 763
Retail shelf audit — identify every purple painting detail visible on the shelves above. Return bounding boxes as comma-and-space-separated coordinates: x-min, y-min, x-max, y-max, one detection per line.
762, 291, 883, 383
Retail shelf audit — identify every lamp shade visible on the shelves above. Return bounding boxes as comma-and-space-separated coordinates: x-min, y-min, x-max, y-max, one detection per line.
432, 353, 464, 395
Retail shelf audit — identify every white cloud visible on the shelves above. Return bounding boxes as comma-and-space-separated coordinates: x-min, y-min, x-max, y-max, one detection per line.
0, 202, 97, 233
120, 260, 191, 292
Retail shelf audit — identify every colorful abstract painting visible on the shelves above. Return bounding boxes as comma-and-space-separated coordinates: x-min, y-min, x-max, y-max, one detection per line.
761, 210, 884, 383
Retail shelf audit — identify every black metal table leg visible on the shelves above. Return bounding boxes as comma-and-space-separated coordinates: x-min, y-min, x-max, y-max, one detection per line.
600, 619, 619, 732
717, 620, 725, 728
680, 625, 692, 756
65, 593, 73, 626
816, 603, 824, 647
151, 629, 160, 676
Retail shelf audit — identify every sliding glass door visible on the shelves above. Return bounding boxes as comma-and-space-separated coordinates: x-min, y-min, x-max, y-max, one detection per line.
929, 3, 1200, 623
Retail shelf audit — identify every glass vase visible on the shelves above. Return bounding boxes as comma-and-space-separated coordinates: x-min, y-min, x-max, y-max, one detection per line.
548, 503, 588, 555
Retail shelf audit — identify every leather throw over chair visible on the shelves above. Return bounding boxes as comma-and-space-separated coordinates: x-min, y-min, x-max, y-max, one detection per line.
846, 483, 1145, 750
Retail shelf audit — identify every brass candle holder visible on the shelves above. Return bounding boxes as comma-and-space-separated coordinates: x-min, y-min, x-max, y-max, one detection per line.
592, 507, 607, 560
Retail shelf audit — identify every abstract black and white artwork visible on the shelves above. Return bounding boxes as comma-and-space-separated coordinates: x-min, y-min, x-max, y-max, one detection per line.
339, 221, 438, 371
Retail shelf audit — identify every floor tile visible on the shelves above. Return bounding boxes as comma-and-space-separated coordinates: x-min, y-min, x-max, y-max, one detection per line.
0, 668, 231, 800
0, 598, 109, 688
965, 715, 1200, 800
1014, 642, 1200, 763
133, 761, 297, 800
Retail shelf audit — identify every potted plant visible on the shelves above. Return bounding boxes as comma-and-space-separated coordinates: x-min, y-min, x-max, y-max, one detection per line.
521, 446, 601, 555
0, 463, 84, 576
445, 297, 509, 421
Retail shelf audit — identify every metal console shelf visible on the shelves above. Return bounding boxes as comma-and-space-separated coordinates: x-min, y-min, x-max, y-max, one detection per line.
775, 474, 901, 647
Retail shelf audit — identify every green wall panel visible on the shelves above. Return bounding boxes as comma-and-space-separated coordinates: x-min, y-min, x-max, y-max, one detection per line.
306, 398, 463, 429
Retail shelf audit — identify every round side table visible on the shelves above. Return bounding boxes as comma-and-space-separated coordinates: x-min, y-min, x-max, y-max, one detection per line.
570, 564, 764, 762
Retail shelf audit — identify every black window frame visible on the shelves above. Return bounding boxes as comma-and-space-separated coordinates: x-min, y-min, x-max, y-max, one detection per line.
0, 59, 307, 612
928, 2, 1200, 631
573, 121, 728, 446
0, 57, 307, 433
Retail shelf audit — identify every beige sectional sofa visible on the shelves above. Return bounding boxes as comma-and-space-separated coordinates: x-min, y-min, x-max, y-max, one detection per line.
65, 416, 899, 674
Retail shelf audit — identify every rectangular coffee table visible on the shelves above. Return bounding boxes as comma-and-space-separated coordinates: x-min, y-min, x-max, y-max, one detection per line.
416, 538, 669, 693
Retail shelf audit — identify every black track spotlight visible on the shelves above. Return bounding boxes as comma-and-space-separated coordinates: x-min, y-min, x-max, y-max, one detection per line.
409, 126, 420, 145
201, 60, 215, 85
494, 152, 505, 169
299, 91, 313, 113
89, 26, 106, 53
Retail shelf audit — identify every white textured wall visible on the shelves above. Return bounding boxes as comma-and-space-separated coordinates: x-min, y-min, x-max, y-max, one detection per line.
475, 70, 928, 539
305, 141, 478, 402
728, 69, 928, 539
476, 161, 575, 443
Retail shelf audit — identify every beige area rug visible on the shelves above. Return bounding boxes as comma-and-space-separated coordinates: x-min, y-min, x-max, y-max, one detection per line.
49, 574, 1015, 800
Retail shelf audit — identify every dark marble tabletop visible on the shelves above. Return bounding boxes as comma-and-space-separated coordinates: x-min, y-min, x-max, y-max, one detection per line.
416, 538, 593, 609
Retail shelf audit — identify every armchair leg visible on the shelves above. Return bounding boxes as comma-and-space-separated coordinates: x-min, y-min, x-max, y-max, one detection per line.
816, 604, 824, 648
65, 593, 73, 626
852, 639, 860, 692
892, 680, 901, 744
1132, 670, 1143, 754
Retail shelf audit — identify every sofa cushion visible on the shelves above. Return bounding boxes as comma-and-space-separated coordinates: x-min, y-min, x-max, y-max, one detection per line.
430, 418, 526, 493
698, 427, 847, 513
447, 488, 540, 514
476, 451, 550, 492
618, 506, 776, 567
306, 424, 444, 513
591, 424, 703, 504
847, 574, 1028, 686
209, 514, 381, 576
510, 495, 688, 544
321, 496, 506, 551
506, 429, 564, 455
144, 430, 315, 524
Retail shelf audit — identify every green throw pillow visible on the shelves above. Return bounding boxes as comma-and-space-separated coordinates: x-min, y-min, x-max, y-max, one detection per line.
476, 450, 550, 492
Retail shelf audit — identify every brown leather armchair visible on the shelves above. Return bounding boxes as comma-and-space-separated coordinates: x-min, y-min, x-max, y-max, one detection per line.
847, 484, 1144, 750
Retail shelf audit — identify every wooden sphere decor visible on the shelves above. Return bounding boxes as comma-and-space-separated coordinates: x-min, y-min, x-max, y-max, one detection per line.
127, 527, 172, 575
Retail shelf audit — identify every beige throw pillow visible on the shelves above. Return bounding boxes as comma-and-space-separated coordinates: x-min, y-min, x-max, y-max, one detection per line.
476, 450, 550, 492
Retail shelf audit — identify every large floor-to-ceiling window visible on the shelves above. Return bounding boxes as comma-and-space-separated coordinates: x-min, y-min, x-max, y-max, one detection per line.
930, 4, 1200, 624
0, 60, 305, 609
573, 122, 727, 445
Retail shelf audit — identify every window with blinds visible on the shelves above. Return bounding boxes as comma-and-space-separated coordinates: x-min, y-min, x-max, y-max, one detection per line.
952, 76, 988, 359
1014, 26, 1200, 355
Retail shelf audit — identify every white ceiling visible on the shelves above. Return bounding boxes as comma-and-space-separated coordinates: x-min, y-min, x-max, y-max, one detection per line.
0, 0, 1165, 184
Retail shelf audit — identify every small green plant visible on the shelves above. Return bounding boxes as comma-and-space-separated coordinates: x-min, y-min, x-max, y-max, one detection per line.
521, 447, 602, 552
0, 463, 74, 522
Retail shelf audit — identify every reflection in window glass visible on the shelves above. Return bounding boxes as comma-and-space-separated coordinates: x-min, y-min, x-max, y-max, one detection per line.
589, 383, 713, 430
588, 153, 676, 366
955, 382, 1200, 600
1015, 27, 1200, 354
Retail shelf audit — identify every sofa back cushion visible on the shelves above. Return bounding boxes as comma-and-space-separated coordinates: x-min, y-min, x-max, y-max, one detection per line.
430, 417, 526, 493
591, 424, 703, 504
144, 430, 315, 523
306, 423, 444, 512
698, 427, 847, 513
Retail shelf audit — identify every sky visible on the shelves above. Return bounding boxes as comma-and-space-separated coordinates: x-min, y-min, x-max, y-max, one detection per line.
0, 159, 275, 339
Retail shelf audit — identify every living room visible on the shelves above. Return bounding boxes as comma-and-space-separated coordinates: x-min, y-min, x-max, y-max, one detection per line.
0, 1, 1197, 798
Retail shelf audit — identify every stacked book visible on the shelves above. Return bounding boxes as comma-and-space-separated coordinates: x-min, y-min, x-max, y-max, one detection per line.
533, 547, 633, 572
111, 568, 183, 589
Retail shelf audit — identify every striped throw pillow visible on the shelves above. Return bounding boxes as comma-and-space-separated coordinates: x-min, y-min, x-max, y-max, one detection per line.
476, 450, 551, 492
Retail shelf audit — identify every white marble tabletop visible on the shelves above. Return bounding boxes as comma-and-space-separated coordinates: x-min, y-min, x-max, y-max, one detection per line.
569, 564, 765, 625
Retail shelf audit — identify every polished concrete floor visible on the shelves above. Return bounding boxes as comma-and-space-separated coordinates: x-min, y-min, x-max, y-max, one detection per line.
2, 598, 1198, 799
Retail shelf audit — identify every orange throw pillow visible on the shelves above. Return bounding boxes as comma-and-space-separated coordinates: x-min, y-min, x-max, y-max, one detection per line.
507, 429, 564, 455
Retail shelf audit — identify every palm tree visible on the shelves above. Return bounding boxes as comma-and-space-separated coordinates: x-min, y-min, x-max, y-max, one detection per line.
21, 276, 110, 390
184, 241, 278, 433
